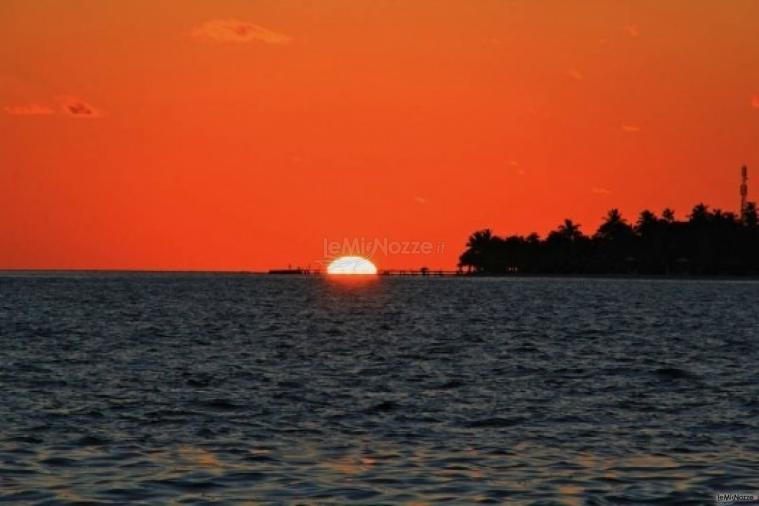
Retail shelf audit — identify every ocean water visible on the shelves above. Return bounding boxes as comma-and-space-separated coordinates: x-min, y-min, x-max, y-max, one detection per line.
1, 273, 758, 505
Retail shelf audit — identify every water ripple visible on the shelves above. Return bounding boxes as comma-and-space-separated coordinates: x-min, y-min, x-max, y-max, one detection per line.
0, 274, 758, 504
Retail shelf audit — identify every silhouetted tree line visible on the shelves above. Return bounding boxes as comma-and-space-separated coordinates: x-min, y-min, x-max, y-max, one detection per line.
459, 203, 759, 275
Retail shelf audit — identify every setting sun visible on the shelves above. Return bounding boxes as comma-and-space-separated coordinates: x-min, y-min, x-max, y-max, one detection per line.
326, 256, 378, 275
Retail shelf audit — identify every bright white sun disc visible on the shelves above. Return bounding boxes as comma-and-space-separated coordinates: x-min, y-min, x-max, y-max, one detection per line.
326, 256, 378, 275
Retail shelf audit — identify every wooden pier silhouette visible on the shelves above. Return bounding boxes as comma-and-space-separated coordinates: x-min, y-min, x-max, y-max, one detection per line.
379, 269, 462, 276
268, 268, 463, 277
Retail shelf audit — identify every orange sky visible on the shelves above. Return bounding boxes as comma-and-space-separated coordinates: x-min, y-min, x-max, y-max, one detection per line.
1, 0, 758, 271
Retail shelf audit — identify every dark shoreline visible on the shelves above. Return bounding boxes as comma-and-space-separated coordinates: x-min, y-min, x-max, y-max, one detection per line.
2, 269, 759, 281
459, 204, 759, 277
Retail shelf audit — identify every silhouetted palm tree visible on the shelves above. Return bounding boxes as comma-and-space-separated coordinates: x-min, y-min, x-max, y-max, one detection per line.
595, 209, 631, 241
636, 210, 658, 232
459, 229, 505, 273
662, 208, 676, 223
557, 219, 583, 242
689, 203, 710, 226
635, 210, 667, 273
742, 202, 758, 228
466, 229, 493, 251
459, 202, 759, 276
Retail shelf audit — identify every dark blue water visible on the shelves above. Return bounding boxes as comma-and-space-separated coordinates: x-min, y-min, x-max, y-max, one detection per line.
1, 273, 758, 504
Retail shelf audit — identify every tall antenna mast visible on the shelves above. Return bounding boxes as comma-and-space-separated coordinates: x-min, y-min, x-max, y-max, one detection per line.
740, 165, 748, 217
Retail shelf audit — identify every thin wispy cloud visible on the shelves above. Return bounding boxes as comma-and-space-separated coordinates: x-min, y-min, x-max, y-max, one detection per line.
621, 124, 640, 133
567, 69, 584, 81
506, 160, 526, 176
592, 187, 612, 195
625, 25, 640, 38
193, 19, 291, 45
4, 103, 55, 116
5, 97, 101, 118
58, 96, 102, 118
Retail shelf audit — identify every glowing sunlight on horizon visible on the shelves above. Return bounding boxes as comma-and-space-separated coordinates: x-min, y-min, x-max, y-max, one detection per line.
326, 256, 378, 275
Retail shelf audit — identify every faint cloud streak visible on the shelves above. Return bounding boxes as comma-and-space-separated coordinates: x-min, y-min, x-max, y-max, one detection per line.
58, 96, 102, 118
507, 160, 526, 176
4, 103, 55, 116
621, 124, 640, 133
625, 25, 640, 38
193, 19, 291, 45
592, 187, 612, 195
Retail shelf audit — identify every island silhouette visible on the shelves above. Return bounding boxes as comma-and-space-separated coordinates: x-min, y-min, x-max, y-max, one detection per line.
459, 203, 759, 275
